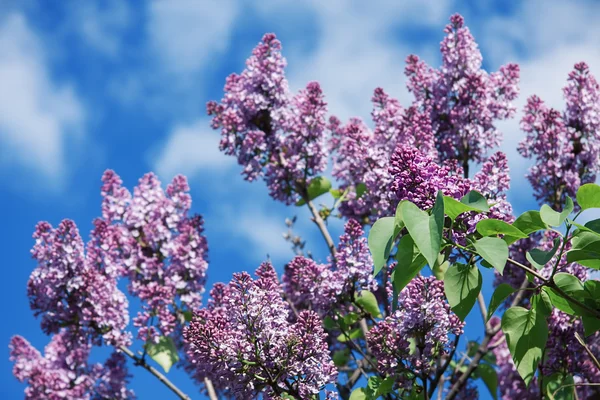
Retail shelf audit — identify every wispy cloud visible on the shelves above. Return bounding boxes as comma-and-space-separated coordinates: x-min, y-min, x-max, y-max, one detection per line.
72, 0, 131, 57
147, 0, 238, 76
152, 119, 235, 181
281, 0, 451, 120
0, 13, 85, 187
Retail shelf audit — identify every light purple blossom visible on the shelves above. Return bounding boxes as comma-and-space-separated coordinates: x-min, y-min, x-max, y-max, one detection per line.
368, 276, 463, 382
208, 34, 328, 204
9, 332, 133, 400
406, 14, 520, 171
99, 170, 208, 343
184, 262, 336, 399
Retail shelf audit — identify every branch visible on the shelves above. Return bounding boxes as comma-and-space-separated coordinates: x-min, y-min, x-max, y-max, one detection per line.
118, 346, 193, 400
305, 197, 337, 257
428, 335, 461, 398
445, 278, 530, 400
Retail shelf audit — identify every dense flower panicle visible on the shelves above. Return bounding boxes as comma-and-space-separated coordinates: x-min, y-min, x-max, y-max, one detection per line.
518, 96, 578, 207
543, 310, 600, 384
28, 220, 130, 347
282, 256, 329, 312
389, 145, 470, 211
9, 333, 133, 400
368, 276, 463, 381
371, 88, 436, 158
406, 14, 519, 168
470, 151, 514, 223
282, 220, 377, 315
184, 263, 336, 399
93, 352, 134, 400
208, 34, 328, 204
520, 64, 600, 208
564, 62, 600, 183
99, 170, 208, 343
329, 117, 391, 222
324, 219, 378, 300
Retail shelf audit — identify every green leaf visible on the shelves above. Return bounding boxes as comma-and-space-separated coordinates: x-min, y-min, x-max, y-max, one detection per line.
329, 188, 342, 199
369, 217, 395, 276
443, 195, 483, 220
582, 280, 600, 335
356, 183, 367, 199
540, 196, 574, 226
337, 328, 363, 343
474, 237, 509, 274
333, 349, 350, 367
476, 219, 528, 239
512, 210, 548, 235
349, 388, 367, 400
543, 373, 575, 400
145, 336, 179, 373
566, 231, 600, 269
182, 310, 194, 322
295, 176, 332, 206
576, 183, 600, 210
478, 363, 498, 400
393, 234, 427, 293
355, 290, 382, 318
531, 292, 552, 317
444, 263, 482, 321
343, 312, 360, 326
401, 193, 444, 267
582, 315, 600, 336
375, 377, 395, 397
544, 274, 594, 317
501, 306, 548, 386
487, 283, 516, 322
543, 287, 580, 316
525, 238, 560, 270
461, 190, 490, 212
585, 218, 600, 233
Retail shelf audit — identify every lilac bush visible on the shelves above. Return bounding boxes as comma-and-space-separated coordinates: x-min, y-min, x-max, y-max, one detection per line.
10, 12, 600, 400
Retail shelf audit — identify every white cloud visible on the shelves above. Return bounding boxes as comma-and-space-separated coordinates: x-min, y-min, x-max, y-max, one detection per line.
0, 13, 84, 183
73, 0, 130, 56
153, 119, 235, 181
283, 0, 451, 120
476, 0, 600, 205
148, 0, 238, 75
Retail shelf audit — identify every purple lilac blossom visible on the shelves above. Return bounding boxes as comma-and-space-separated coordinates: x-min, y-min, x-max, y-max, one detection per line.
406, 14, 519, 170
9, 332, 133, 400
207, 34, 328, 204
184, 262, 336, 399
99, 170, 208, 343
282, 219, 377, 315
367, 276, 463, 385
28, 219, 130, 347
519, 63, 600, 207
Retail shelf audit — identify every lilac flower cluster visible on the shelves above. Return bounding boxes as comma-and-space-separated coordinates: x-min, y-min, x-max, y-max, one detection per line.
12, 170, 209, 398
388, 145, 469, 211
367, 276, 464, 384
9, 332, 133, 400
406, 14, 520, 170
99, 170, 208, 343
184, 262, 336, 399
207, 34, 328, 204
330, 15, 518, 223
519, 63, 600, 207
27, 219, 130, 347
282, 219, 377, 314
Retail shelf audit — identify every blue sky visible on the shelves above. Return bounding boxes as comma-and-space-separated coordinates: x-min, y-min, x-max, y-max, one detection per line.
2, 1, 600, 399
